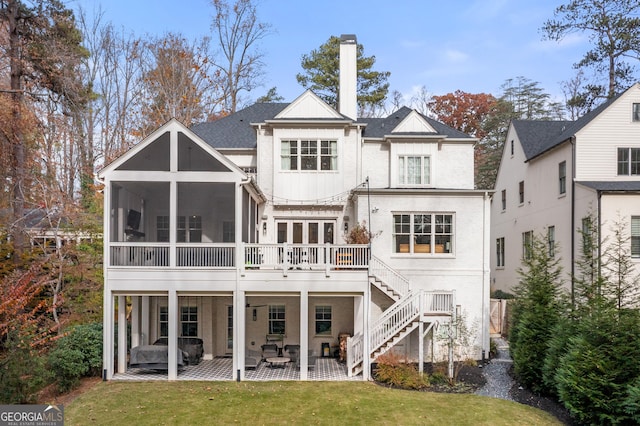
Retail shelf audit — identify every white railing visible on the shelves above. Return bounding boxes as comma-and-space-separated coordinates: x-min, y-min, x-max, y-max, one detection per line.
242, 243, 369, 271
347, 290, 455, 375
346, 333, 364, 377
110, 244, 170, 267
177, 244, 235, 267
368, 256, 410, 297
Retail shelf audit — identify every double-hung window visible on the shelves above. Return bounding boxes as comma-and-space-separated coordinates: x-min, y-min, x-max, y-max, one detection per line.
181, 306, 198, 336
618, 148, 640, 176
393, 213, 453, 254
399, 155, 430, 185
558, 161, 566, 195
548, 226, 555, 258
315, 306, 332, 335
522, 231, 533, 260
519, 181, 525, 204
632, 216, 640, 258
496, 237, 505, 267
281, 139, 337, 171
269, 305, 285, 335
633, 103, 640, 122
177, 215, 202, 242
501, 190, 506, 211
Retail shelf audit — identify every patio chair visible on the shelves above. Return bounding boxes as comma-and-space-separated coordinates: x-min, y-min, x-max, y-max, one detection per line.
261, 344, 278, 360
284, 344, 300, 364
296, 350, 317, 369
245, 348, 261, 370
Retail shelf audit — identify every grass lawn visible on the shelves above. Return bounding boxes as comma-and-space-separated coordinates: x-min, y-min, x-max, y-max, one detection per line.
65, 381, 562, 425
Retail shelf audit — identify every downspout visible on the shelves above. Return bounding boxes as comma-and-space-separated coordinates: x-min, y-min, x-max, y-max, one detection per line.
597, 189, 602, 286
570, 137, 576, 307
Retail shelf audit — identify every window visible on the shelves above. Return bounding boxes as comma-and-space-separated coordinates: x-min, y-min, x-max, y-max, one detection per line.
632, 216, 640, 258
582, 217, 593, 253
633, 103, 640, 122
281, 139, 337, 171
159, 306, 168, 338
618, 148, 640, 175
399, 155, 430, 185
181, 306, 198, 336
315, 306, 332, 335
393, 213, 453, 254
157, 216, 169, 242
501, 190, 506, 211
519, 181, 524, 204
522, 231, 533, 260
496, 237, 505, 267
269, 305, 285, 335
548, 226, 555, 258
558, 161, 566, 195
177, 215, 202, 242
510, 140, 514, 156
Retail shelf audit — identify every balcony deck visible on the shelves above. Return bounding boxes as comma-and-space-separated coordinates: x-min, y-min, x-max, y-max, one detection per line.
108, 243, 370, 272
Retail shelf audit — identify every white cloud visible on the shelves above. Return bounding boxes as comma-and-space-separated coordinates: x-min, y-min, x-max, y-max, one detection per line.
444, 49, 469, 63
532, 33, 586, 52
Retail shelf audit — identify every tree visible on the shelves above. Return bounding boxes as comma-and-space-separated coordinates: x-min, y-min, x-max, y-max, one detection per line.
542, 0, 640, 104
139, 33, 220, 134
256, 86, 283, 103
500, 76, 565, 121
210, 0, 272, 114
296, 35, 390, 115
601, 215, 640, 311
427, 90, 498, 139
509, 232, 565, 394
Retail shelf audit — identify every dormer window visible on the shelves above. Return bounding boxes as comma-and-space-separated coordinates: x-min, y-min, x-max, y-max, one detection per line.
399, 155, 430, 186
281, 139, 337, 171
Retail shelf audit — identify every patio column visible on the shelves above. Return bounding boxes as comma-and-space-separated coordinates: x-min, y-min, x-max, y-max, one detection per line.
299, 290, 309, 379
233, 290, 246, 380
168, 290, 178, 380
141, 296, 150, 345
103, 292, 114, 380
117, 295, 127, 374
418, 321, 424, 375
131, 296, 140, 348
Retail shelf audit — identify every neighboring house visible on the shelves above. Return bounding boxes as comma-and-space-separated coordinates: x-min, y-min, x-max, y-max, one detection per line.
100, 35, 491, 381
491, 83, 640, 297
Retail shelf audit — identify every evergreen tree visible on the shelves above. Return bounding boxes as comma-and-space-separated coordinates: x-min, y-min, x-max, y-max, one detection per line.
509, 231, 564, 394
296, 35, 390, 115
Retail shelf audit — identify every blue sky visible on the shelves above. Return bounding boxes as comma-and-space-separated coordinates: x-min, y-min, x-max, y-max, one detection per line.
71, 0, 587, 105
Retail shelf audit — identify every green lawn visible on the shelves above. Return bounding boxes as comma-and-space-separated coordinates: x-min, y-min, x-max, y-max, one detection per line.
65, 381, 562, 425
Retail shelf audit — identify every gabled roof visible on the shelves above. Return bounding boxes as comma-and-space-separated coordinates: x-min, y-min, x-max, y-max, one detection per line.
515, 88, 628, 161
360, 106, 473, 139
191, 104, 473, 149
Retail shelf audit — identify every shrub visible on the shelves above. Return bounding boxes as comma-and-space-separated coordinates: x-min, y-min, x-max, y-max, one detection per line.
48, 322, 102, 393
0, 334, 48, 403
374, 352, 429, 390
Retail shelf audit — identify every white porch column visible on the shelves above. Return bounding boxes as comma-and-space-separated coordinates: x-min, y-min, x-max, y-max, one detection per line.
102, 292, 113, 380
168, 290, 178, 380
117, 295, 127, 374
131, 296, 140, 348
362, 289, 371, 380
169, 181, 177, 268
299, 290, 309, 379
141, 296, 150, 345
418, 321, 424, 375
233, 290, 246, 381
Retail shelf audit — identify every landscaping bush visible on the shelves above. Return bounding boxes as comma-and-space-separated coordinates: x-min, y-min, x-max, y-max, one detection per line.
48, 322, 102, 393
373, 352, 429, 390
0, 335, 48, 403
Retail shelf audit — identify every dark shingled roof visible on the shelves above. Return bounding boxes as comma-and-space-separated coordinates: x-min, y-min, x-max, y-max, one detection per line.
191, 103, 288, 149
516, 91, 624, 161
360, 106, 473, 139
578, 181, 640, 192
192, 104, 473, 149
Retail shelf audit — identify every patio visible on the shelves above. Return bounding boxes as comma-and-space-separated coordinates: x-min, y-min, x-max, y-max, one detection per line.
113, 357, 362, 381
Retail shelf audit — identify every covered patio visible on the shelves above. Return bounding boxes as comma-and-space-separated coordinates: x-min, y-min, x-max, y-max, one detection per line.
113, 357, 362, 381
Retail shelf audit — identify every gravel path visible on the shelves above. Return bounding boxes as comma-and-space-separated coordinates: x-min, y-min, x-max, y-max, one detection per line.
474, 337, 514, 400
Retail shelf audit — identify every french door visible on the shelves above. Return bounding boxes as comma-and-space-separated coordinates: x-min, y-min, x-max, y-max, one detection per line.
276, 220, 336, 266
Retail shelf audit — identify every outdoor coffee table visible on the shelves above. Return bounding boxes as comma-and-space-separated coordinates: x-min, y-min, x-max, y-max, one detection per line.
266, 356, 290, 368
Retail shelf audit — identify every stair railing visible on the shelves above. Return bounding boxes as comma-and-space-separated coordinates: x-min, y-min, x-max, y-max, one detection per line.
368, 256, 410, 297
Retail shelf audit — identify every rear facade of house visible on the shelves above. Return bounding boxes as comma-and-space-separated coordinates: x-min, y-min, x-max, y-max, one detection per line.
100, 35, 491, 381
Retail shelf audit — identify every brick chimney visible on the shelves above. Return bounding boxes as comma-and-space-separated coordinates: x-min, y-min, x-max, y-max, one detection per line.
339, 34, 357, 119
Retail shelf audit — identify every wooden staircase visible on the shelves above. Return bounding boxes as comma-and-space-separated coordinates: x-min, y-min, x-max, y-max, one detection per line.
347, 257, 454, 377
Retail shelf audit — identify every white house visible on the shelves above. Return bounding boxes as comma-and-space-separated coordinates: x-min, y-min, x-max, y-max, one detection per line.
100, 34, 491, 381
491, 83, 640, 298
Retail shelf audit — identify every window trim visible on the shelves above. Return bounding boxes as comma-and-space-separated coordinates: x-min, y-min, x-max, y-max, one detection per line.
281, 139, 338, 172
392, 212, 454, 255
618, 147, 640, 176
522, 230, 533, 261
180, 305, 198, 337
632, 216, 640, 258
501, 189, 506, 211
548, 226, 555, 258
398, 155, 431, 186
518, 181, 524, 205
268, 305, 286, 335
558, 161, 566, 195
633, 103, 640, 122
314, 305, 332, 336
496, 237, 505, 268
